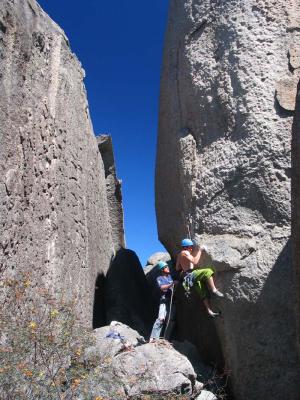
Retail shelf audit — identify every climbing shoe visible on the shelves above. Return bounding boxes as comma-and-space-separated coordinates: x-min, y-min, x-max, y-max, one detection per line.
212, 289, 224, 298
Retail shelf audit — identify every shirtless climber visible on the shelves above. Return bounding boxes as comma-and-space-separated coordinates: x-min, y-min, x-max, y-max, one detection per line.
176, 238, 224, 318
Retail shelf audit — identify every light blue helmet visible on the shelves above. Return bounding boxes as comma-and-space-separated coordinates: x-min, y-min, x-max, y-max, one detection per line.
181, 238, 193, 247
157, 261, 168, 270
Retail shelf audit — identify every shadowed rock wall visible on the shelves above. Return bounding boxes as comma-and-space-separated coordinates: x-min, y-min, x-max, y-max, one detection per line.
156, 1, 300, 398
104, 249, 156, 337
0, 0, 119, 326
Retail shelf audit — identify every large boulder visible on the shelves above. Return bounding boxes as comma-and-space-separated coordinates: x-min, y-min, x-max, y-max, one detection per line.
0, 0, 122, 326
156, 1, 300, 399
81, 322, 203, 399
112, 343, 202, 398
146, 251, 171, 267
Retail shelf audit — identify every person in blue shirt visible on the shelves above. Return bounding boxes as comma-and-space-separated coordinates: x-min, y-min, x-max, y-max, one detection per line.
149, 261, 176, 342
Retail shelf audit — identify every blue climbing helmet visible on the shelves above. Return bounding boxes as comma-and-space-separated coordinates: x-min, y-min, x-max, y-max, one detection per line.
157, 261, 168, 270
181, 238, 193, 247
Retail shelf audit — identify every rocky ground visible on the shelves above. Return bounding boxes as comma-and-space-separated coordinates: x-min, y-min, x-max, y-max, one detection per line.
79, 321, 218, 400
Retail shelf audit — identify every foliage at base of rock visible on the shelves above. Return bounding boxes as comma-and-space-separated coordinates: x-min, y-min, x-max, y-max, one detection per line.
0, 273, 95, 399
0, 278, 204, 399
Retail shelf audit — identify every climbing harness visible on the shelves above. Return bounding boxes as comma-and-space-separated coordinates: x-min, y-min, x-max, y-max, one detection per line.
163, 285, 175, 339
182, 271, 196, 298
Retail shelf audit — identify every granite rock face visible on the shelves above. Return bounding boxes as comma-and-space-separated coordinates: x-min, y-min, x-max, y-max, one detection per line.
292, 80, 300, 352
97, 135, 125, 251
0, 0, 121, 326
156, 1, 300, 398
82, 322, 202, 399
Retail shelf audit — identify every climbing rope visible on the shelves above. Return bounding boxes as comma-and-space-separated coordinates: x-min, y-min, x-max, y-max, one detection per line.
187, 221, 192, 241
163, 285, 175, 339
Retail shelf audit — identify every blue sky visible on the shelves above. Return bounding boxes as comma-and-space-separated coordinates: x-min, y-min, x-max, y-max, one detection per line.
38, 0, 169, 265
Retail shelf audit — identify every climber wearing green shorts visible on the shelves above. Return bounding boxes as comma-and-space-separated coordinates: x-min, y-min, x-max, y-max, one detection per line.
188, 268, 215, 298
175, 238, 224, 318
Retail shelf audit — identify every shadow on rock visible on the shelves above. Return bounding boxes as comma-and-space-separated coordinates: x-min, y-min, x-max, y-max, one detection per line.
93, 272, 107, 329
175, 284, 224, 367
103, 248, 156, 337
246, 239, 300, 399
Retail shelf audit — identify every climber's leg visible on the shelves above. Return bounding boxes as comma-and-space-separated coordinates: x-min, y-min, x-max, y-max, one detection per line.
164, 303, 176, 340
206, 276, 224, 297
193, 268, 214, 299
150, 303, 167, 341
206, 276, 217, 292
203, 298, 221, 318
